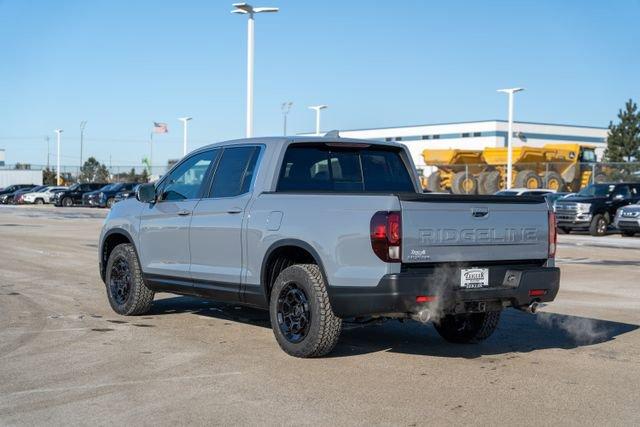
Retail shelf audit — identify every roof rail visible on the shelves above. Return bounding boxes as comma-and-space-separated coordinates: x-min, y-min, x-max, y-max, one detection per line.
324, 130, 340, 138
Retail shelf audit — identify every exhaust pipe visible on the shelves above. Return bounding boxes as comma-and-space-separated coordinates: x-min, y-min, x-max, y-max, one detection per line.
518, 301, 540, 314
411, 309, 432, 324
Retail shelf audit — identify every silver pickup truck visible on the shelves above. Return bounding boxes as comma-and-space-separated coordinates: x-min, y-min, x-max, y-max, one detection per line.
99, 136, 560, 357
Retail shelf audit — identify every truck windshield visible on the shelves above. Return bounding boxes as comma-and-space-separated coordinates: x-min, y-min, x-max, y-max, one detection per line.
576, 184, 615, 197
277, 144, 415, 193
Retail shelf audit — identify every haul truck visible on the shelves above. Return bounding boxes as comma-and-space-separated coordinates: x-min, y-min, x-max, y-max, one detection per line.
423, 143, 598, 195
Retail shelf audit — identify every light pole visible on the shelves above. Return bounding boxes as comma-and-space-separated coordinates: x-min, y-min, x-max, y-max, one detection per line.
281, 102, 292, 135
308, 105, 327, 135
54, 129, 63, 185
232, 3, 279, 138
178, 117, 192, 156
44, 136, 50, 169
497, 88, 524, 189
79, 121, 87, 170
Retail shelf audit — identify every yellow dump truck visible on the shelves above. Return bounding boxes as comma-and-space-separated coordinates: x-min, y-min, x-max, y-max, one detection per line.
422, 143, 597, 194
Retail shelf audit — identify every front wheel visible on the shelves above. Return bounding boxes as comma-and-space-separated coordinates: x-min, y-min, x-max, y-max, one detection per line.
62, 197, 73, 207
34, 198, 44, 205
269, 264, 342, 358
105, 243, 154, 315
106, 197, 115, 209
434, 311, 501, 343
589, 214, 608, 236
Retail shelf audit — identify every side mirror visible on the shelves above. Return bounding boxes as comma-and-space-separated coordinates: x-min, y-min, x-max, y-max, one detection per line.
136, 183, 157, 203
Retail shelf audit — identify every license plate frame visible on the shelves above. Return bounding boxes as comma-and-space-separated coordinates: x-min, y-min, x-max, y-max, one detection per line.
460, 268, 490, 289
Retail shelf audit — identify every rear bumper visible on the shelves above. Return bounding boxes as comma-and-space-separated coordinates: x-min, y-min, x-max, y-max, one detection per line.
329, 265, 560, 318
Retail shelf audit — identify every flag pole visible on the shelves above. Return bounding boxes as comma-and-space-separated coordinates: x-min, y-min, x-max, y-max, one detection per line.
149, 132, 153, 176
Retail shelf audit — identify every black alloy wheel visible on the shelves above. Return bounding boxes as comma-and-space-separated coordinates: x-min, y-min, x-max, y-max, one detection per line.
109, 256, 132, 306
276, 283, 311, 343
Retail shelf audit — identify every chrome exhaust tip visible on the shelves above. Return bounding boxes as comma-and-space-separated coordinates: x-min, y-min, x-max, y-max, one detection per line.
411, 309, 432, 324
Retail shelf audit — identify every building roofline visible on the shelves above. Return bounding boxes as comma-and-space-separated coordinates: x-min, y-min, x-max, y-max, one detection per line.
330, 119, 608, 133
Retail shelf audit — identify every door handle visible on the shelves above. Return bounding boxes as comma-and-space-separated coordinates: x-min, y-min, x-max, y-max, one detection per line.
177, 209, 191, 216
227, 207, 243, 214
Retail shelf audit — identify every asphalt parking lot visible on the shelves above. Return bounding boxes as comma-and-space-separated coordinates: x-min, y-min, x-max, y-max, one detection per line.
1, 205, 639, 426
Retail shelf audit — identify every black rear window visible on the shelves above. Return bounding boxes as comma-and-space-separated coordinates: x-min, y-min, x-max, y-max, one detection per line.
277, 144, 414, 192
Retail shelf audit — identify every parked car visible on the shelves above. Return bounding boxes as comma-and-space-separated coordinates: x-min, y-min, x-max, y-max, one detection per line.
97, 182, 138, 208
555, 183, 640, 236
82, 184, 113, 207
495, 188, 556, 197
53, 182, 108, 207
0, 184, 36, 197
99, 136, 559, 358
613, 202, 640, 237
0, 185, 38, 204
21, 186, 67, 204
113, 184, 140, 204
14, 185, 50, 204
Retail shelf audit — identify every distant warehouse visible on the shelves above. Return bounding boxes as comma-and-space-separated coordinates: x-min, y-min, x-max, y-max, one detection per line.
308, 120, 608, 176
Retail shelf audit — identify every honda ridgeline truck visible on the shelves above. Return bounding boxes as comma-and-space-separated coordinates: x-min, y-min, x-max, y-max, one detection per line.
99, 136, 560, 357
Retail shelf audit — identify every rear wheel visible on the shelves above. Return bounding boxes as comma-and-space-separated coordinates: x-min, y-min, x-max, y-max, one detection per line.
541, 171, 564, 191
515, 170, 542, 189
451, 171, 477, 194
434, 311, 501, 343
105, 243, 154, 315
62, 197, 73, 207
269, 264, 342, 358
589, 214, 608, 236
426, 172, 442, 192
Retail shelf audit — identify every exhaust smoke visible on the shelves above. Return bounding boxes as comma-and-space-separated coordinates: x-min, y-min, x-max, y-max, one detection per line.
535, 311, 609, 344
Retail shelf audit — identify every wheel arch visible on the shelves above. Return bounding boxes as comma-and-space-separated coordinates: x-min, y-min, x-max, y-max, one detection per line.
260, 239, 330, 303
100, 228, 138, 282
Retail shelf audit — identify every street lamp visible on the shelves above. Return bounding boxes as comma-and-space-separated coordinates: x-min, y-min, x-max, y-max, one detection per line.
308, 105, 327, 135
178, 117, 192, 156
281, 102, 292, 136
54, 129, 63, 185
80, 120, 87, 170
232, 3, 279, 138
497, 87, 524, 189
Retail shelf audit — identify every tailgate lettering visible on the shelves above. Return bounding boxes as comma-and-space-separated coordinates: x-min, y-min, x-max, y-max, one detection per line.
419, 227, 539, 245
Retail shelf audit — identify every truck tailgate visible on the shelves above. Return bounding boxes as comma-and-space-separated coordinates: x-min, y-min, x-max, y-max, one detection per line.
399, 194, 550, 263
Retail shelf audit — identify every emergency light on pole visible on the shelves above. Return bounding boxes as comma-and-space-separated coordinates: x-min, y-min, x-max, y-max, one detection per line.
232, 3, 279, 138
54, 129, 63, 185
309, 105, 327, 135
497, 87, 524, 189
178, 117, 192, 156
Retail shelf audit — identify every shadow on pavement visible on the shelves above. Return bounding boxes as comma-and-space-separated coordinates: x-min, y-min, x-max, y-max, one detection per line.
149, 296, 638, 359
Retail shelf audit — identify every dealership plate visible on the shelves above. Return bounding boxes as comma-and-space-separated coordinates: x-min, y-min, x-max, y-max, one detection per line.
460, 268, 489, 289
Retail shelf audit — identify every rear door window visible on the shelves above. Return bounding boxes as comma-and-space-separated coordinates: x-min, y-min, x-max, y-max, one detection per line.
208, 146, 260, 198
277, 144, 414, 192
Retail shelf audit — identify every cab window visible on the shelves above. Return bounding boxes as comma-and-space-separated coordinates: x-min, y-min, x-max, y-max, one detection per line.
208, 146, 260, 198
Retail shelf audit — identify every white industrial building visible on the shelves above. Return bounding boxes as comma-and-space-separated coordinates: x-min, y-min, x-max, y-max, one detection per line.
311, 120, 608, 175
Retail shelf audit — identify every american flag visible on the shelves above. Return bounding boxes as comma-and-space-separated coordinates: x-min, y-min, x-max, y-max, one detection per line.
153, 122, 168, 133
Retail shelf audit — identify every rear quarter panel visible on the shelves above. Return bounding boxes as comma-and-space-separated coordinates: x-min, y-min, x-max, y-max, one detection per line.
245, 193, 401, 289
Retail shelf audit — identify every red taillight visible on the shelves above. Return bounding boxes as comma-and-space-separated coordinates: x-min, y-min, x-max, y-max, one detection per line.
529, 289, 547, 297
416, 295, 436, 303
548, 211, 557, 258
370, 211, 402, 262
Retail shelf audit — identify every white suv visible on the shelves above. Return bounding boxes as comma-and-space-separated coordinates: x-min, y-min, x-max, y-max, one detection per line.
22, 186, 67, 204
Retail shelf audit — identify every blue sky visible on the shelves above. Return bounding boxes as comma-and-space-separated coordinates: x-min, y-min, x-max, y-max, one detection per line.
1, 0, 639, 167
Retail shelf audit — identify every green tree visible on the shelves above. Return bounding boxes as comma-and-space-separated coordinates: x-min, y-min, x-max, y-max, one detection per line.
79, 157, 110, 183
42, 167, 57, 185
605, 99, 640, 162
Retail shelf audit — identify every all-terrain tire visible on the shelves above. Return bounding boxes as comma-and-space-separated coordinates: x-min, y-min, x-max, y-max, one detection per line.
589, 214, 608, 236
434, 311, 501, 343
105, 243, 154, 315
269, 264, 342, 358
